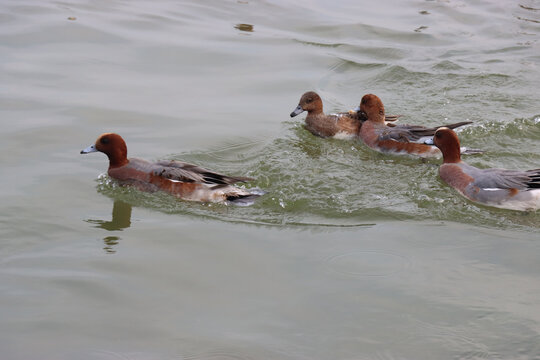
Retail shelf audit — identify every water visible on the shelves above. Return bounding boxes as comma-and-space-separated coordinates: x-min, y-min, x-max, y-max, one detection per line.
1, 0, 540, 359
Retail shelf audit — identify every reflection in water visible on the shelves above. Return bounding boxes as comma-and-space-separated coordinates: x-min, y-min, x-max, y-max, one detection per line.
516, 16, 540, 24
87, 200, 132, 231
103, 236, 120, 254
519, 4, 540, 10
515, 3, 540, 24
86, 200, 132, 254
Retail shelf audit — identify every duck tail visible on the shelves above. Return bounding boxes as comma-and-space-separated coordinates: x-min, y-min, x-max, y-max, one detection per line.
527, 169, 540, 189
226, 189, 266, 206
443, 121, 473, 129
460, 147, 484, 155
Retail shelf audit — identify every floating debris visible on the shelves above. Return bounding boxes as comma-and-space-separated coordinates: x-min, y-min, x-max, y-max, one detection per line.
234, 23, 254, 32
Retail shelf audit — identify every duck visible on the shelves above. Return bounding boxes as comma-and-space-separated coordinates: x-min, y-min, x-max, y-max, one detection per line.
426, 127, 540, 211
290, 91, 399, 139
80, 133, 262, 205
356, 94, 476, 158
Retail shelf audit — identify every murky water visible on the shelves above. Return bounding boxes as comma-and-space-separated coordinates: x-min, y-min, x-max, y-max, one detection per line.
1, 0, 539, 359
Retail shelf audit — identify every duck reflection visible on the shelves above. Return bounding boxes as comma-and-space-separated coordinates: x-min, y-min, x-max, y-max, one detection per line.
86, 200, 132, 254
102, 236, 120, 254
88, 199, 132, 231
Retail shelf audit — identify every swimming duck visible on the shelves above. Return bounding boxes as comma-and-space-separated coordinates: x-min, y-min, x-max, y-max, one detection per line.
426, 127, 540, 211
356, 94, 475, 158
290, 91, 399, 139
81, 133, 262, 205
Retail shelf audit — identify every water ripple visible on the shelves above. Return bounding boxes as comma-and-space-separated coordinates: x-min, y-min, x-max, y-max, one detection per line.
92, 116, 539, 231
324, 250, 411, 277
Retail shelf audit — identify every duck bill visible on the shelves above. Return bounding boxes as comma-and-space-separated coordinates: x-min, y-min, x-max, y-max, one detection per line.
424, 138, 434, 145
80, 144, 98, 154
353, 106, 360, 112
290, 105, 304, 117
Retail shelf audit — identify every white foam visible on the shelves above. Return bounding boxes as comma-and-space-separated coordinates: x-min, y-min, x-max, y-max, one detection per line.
333, 132, 357, 140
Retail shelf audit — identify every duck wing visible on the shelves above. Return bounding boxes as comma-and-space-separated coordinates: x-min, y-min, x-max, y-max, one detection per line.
462, 164, 540, 190
344, 111, 401, 122
152, 160, 252, 185
381, 121, 472, 142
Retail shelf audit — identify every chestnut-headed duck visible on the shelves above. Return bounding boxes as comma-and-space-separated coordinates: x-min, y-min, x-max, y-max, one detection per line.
426, 127, 540, 211
356, 94, 475, 158
81, 133, 262, 205
290, 91, 399, 139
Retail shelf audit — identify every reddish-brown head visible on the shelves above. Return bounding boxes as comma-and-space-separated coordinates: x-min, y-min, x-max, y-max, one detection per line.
290, 91, 323, 117
432, 127, 461, 163
80, 133, 129, 168
358, 94, 385, 123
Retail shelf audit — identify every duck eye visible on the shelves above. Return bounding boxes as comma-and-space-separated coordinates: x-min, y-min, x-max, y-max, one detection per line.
435, 132, 442, 139
307, 98, 313, 103
100, 136, 110, 144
